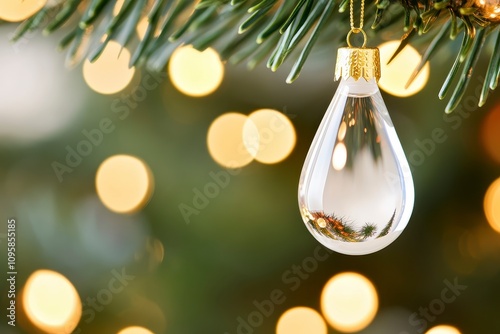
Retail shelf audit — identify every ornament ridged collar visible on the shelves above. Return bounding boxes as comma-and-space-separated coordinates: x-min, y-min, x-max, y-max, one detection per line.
334, 0, 381, 82
334, 47, 381, 82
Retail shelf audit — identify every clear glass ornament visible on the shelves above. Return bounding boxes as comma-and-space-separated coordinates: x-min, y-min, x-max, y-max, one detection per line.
298, 47, 414, 255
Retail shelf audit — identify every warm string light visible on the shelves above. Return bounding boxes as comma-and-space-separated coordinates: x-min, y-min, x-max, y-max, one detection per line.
242, 109, 297, 164
207, 110, 296, 168
276, 307, 327, 334
83, 41, 136, 95
117, 326, 155, 334
378, 41, 430, 97
136, 14, 162, 40
321, 272, 378, 332
425, 325, 462, 334
207, 112, 256, 168
0, 0, 46, 22
96, 155, 154, 214
168, 45, 224, 97
484, 177, 500, 233
136, 16, 150, 40
113, 0, 125, 15
23, 270, 82, 334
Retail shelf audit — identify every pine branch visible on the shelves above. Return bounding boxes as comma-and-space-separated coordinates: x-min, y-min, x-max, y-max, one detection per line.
10, 0, 500, 111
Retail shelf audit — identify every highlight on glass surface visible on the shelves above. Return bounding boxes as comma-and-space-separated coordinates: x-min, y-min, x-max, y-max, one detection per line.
276, 307, 327, 334
321, 272, 378, 333
377, 41, 430, 97
207, 112, 256, 168
168, 45, 224, 97
83, 41, 136, 95
298, 46, 414, 255
484, 177, 500, 233
96, 154, 154, 214
0, 0, 46, 22
425, 324, 462, 334
23, 270, 82, 334
242, 109, 296, 164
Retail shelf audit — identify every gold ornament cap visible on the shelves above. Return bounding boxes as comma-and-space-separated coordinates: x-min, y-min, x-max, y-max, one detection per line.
335, 47, 381, 82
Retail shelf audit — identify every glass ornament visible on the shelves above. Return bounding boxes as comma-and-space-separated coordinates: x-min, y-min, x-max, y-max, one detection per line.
298, 46, 414, 255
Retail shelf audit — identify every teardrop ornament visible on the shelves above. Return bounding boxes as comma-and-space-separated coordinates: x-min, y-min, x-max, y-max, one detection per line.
298, 47, 414, 255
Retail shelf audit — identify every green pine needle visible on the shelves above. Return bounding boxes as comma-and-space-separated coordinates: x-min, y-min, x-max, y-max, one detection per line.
9, 0, 500, 111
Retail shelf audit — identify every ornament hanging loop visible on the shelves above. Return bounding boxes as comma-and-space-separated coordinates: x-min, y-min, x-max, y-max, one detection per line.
346, 28, 367, 48
347, 0, 367, 47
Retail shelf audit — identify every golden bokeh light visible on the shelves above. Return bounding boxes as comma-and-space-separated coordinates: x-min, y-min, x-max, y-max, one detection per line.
118, 326, 155, 334
137, 16, 149, 40
425, 325, 462, 334
481, 104, 500, 164
113, 0, 125, 15
378, 41, 430, 97
242, 109, 296, 164
136, 16, 161, 39
23, 270, 81, 334
276, 307, 327, 334
321, 272, 378, 333
168, 45, 224, 97
0, 0, 46, 22
484, 177, 500, 233
207, 112, 255, 168
96, 155, 154, 214
83, 41, 135, 95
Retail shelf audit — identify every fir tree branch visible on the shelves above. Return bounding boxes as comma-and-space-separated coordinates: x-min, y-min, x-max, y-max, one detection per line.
9, 0, 500, 111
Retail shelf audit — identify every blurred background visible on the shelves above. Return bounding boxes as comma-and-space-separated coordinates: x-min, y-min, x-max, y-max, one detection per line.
1, 3, 500, 333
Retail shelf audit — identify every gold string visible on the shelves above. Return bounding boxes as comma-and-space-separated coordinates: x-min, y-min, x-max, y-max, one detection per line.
349, 0, 365, 32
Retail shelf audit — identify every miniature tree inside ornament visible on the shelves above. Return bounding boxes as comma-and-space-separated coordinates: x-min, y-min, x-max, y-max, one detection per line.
298, 30, 415, 256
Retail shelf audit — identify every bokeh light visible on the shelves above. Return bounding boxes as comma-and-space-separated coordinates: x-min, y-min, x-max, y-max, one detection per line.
0, 0, 46, 22
276, 307, 327, 334
378, 41, 430, 97
321, 272, 378, 333
83, 41, 135, 95
207, 113, 255, 168
484, 177, 500, 233
137, 16, 149, 40
135, 237, 165, 272
481, 104, 500, 164
135, 16, 161, 40
96, 155, 154, 214
118, 326, 154, 334
168, 45, 224, 97
242, 109, 296, 164
0, 28, 83, 143
113, 0, 125, 15
23, 270, 82, 334
425, 324, 462, 334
